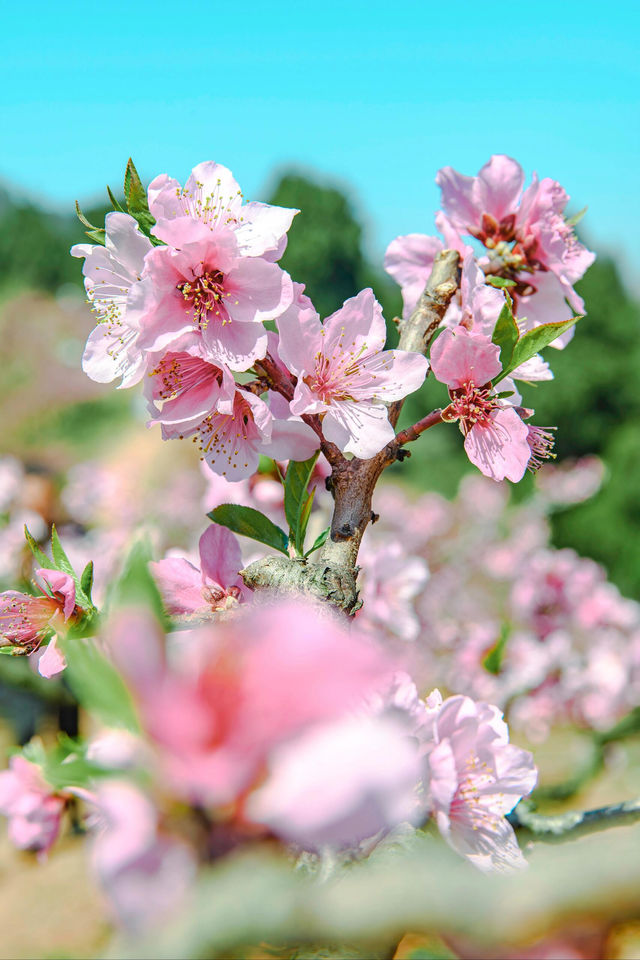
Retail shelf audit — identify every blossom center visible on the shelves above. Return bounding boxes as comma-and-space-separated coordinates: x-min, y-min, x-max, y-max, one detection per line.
449, 383, 497, 432
177, 270, 229, 329
150, 353, 223, 401
306, 352, 360, 403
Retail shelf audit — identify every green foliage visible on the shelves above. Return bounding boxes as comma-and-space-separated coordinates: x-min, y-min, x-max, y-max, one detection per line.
482, 625, 510, 675
21, 735, 105, 792
123, 157, 161, 244
304, 527, 330, 557
493, 314, 579, 386
208, 504, 289, 555
108, 534, 166, 625
491, 298, 520, 372
284, 453, 319, 555
59, 632, 139, 732
0, 187, 88, 294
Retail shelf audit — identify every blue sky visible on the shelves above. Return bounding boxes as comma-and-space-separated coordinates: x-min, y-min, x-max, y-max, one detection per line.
2, 0, 638, 286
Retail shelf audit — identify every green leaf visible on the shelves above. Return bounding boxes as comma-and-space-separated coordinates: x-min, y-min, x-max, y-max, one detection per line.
493, 316, 580, 385
491, 299, 520, 373
123, 157, 160, 243
80, 561, 94, 603
107, 185, 127, 213
304, 526, 330, 557
483, 625, 510, 675
50, 524, 75, 577
486, 275, 517, 289
24, 524, 50, 568
75, 201, 106, 245
566, 205, 587, 227
58, 633, 139, 732
207, 504, 289, 555
109, 534, 167, 624
284, 453, 319, 554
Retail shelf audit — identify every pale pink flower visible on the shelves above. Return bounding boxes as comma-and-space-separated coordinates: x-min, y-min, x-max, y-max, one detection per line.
90, 780, 196, 932
535, 456, 605, 505
515, 175, 595, 290
145, 348, 237, 431
436, 156, 593, 330
277, 288, 428, 459
148, 160, 298, 261
0, 756, 66, 857
422, 693, 537, 872
145, 350, 273, 479
512, 270, 579, 348
437, 155, 526, 239
71, 212, 152, 387
431, 326, 531, 482
0, 569, 76, 674
107, 601, 398, 809
384, 233, 445, 319
150, 523, 245, 616
358, 541, 429, 642
137, 222, 292, 370
247, 712, 422, 850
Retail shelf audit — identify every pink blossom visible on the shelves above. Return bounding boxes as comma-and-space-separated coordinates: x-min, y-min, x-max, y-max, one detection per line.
150, 523, 245, 616
148, 160, 298, 261
137, 223, 293, 370
146, 350, 273, 478
90, 780, 195, 932
71, 212, 152, 387
512, 271, 579, 348
516, 175, 595, 288
0, 568, 76, 670
247, 712, 422, 850
0, 755, 66, 856
145, 348, 236, 431
422, 693, 537, 872
384, 233, 445, 319
358, 541, 429, 642
431, 326, 531, 482
436, 156, 593, 330
277, 288, 428, 459
107, 601, 398, 809
436, 155, 526, 239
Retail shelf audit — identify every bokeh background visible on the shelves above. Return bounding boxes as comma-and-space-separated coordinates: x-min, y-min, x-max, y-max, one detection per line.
0, 2, 639, 955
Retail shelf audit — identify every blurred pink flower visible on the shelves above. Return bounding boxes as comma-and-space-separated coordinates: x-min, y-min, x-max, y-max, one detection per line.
358, 541, 429, 642
107, 601, 398, 812
90, 780, 195, 932
278, 288, 428, 459
247, 712, 422, 850
0, 755, 66, 857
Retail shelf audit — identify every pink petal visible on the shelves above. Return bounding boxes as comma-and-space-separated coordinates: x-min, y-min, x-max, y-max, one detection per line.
322, 401, 395, 459
37, 635, 67, 679
37, 569, 76, 619
198, 524, 243, 592
430, 326, 501, 388
150, 557, 204, 615
384, 234, 443, 319
436, 166, 481, 232
464, 407, 530, 482
476, 155, 524, 221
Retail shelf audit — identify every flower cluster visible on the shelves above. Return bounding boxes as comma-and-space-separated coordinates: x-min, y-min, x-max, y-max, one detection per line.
72, 162, 428, 475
